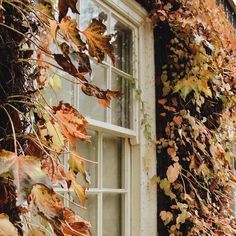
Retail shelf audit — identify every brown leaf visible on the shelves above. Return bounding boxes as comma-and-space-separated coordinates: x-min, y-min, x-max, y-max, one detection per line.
58, 0, 79, 22
53, 102, 90, 147
62, 208, 92, 236
59, 17, 86, 49
82, 83, 120, 108
82, 19, 115, 63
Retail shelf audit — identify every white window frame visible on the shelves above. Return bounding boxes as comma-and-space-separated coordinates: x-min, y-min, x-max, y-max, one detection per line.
57, 1, 157, 235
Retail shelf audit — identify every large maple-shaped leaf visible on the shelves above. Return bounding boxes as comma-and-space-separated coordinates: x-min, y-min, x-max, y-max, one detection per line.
59, 17, 86, 49
82, 19, 115, 63
173, 76, 212, 100
52, 102, 90, 147
58, 0, 79, 22
0, 150, 50, 204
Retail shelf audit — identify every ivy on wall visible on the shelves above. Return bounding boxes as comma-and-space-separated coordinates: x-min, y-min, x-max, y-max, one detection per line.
151, 0, 236, 235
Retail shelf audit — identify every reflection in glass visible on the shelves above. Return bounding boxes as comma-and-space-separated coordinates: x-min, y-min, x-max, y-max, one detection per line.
70, 194, 97, 236
111, 72, 133, 128
111, 17, 133, 74
80, 0, 108, 29
79, 63, 107, 122
77, 130, 98, 188
103, 135, 123, 189
43, 73, 74, 106
103, 194, 122, 236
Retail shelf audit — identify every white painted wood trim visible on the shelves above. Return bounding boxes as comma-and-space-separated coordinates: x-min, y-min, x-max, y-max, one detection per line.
131, 17, 157, 236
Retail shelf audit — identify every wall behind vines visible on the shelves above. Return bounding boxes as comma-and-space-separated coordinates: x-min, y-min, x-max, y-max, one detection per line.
152, 0, 236, 235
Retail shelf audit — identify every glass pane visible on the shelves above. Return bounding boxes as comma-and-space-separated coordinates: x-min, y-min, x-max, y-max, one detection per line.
79, 63, 107, 122
111, 17, 133, 74
111, 72, 133, 129
69, 194, 97, 236
43, 73, 74, 106
103, 194, 122, 236
77, 130, 98, 188
80, 0, 108, 29
102, 135, 123, 189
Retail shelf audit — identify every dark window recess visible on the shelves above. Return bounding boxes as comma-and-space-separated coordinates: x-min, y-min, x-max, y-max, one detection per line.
217, 0, 236, 27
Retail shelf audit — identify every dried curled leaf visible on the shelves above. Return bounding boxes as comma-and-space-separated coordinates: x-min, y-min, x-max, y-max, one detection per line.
82, 83, 120, 108
58, 0, 79, 22
53, 102, 90, 147
0, 213, 18, 236
82, 19, 115, 63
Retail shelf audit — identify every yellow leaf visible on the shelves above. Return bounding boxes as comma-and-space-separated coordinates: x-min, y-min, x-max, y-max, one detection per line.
160, 211, 173, 225
39, 120, 65, 153
225, 152, 231, 165
0, 214, 18, 236
67, 171, 86, 206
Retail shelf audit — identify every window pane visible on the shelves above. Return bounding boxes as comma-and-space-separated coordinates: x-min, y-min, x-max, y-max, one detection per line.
79, 63, 107, 122
102, 135, 123, 189
111, 17, 133, 74
43, 74, 73, 106
77, 130, 98, 188
111, 72, 133, 129
103, 194, 122, 236
69, 194, 97, 236
80, 0, 108, 29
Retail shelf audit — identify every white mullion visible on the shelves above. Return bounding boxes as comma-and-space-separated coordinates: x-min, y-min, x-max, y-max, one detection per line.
107, 9, 112, 124
97, 132, 103, 236
125, 138, 131, 236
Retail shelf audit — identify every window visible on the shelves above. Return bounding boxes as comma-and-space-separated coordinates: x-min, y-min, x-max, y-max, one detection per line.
52, 1, 157, 236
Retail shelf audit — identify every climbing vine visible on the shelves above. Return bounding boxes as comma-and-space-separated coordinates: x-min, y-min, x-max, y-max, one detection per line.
151, 0, 236, 235
0, 0, 119, 235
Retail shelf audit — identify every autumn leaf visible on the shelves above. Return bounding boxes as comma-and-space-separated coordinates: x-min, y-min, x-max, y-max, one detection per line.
53, 102, 90, 147
67, 171, 87, 206
82, 19, 115, 63
173, 76, 212, 99
39, 119, 65, 153
69, 153, 90, 184
0, 150, 51, 204
27, 227, 46, 236
0, 213, 18, 236
28, 185, 91, 236
54, 54, 79, 77
58, 0, 79, 22
166, 163, 181, 183
82, 83, 120, 108
160, 211, 173, 225
28, 184, 64, 220
59, 17, 86, 49
62, 208, 92, 236
77, 52, 92, 74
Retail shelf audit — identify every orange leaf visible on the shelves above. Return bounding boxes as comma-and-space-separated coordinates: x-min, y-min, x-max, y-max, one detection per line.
59, 17, 86, 49
82, 19, 115, 63
53, 102, 90, 147
166, 163, 181, 183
